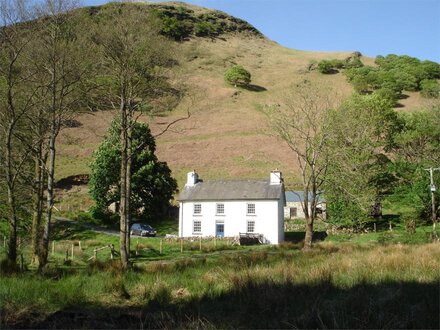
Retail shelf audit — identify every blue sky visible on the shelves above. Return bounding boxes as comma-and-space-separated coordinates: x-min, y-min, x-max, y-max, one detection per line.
84, 0, 440, 62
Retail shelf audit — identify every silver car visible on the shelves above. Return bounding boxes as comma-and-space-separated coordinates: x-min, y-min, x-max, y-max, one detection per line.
130, 223, 157, 237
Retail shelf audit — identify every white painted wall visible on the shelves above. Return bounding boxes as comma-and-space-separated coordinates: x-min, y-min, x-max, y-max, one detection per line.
179, 199, 284, 244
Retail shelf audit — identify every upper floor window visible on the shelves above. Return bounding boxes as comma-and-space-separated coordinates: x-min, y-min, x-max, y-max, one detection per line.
193, 203, 201, 215
216, 203, 225, 215
247, 203, 255, 215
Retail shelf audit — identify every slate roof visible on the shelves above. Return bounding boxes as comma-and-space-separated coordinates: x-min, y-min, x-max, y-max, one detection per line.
179, 180, 284, 201
285, 191, 325, 203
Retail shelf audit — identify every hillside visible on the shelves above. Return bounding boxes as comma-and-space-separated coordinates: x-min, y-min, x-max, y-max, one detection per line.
55, 2, 435, 212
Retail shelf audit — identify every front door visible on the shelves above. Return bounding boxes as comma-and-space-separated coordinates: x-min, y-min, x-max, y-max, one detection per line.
216, 223, 224, 237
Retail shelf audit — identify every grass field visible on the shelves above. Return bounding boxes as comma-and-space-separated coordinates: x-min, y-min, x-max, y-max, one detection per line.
1, 218, 439, 328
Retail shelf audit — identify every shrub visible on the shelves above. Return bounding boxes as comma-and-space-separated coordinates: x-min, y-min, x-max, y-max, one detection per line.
224, 65, 251, 87
194, 21, 219, 36
420, 79, 440, 98
160, 16, 191, 40
317, 60, 335, 74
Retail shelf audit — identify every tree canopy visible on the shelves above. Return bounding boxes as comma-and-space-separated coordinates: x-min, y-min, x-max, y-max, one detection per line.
224, 65, 251, 87
89, 121, 178, 221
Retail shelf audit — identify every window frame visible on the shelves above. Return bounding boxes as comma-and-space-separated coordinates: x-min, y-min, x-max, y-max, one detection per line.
216, 203, 225, 215
246, 203, 256, 216
247, 220, 255, 233
193, 219, 202, 234
193, 203, 202, 216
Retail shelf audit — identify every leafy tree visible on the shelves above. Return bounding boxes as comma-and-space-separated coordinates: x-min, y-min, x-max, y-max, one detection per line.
89, 121, 177, 221
324, 94, 402, 228
420, 79, 440, 98
391, 107, 440, 221
224, 65, 251, 87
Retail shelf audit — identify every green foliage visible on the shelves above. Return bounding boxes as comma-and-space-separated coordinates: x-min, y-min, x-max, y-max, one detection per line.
344, 54, 440, 103
194, 21, 220, 36
151, 4, 261, 41
224, 65, 251, 87
390, 107, 440, 219
89, 120, 177, 220
317, 60, 335, 74
420, 79, 440, 98
324, 94, 402, 228
160, 16, 192, 40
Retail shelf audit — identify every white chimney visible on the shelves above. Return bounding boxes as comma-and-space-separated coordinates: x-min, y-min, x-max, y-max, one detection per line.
270, 170, 282, 185
186, 170, 199, 186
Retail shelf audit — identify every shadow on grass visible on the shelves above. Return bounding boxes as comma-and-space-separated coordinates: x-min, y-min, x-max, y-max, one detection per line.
284, 231, 328, 243
242, 84, 267, 92
15, 280, 439, 329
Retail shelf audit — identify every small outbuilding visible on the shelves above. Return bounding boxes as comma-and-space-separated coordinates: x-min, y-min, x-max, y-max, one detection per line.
284, 191, 326, 219
178, 171, 285, 244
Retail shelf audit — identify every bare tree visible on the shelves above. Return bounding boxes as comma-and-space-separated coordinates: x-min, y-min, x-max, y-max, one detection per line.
0, 0, 36, 264
31, 0, 88, 268
92, 5, 183, 268
266, 80, 338, 250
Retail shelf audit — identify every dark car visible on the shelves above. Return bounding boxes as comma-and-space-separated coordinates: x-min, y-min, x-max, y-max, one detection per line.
130, 223, 157, 237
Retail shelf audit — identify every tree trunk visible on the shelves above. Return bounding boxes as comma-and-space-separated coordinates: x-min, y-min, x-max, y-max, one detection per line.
5, 123, 17, 264
303, 215, 313, 250
39, 118, 56, 269
31, 143, 44, 265
119, 100, 129, 268
6, 187, 18, 263
125, 113, 132, 257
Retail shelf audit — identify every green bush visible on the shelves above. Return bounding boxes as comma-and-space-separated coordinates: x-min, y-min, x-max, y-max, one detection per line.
160, 16, 191, 40
420, 79, 440, 98
194, 21, 219, 36
224, 65, 251, 87
317, 60, 335, 74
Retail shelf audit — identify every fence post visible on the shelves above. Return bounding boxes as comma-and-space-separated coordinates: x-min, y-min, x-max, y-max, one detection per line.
93, 249, 97, 261
180, 238, 183, 253
78, 241, 82, 251
389, 221, 393, 231
71, 244, 74, 260
65, 249, 69, 261
374, 223, 377, 232
199, 236, 202, 251
160, 239, 163, 254
110, 244, 115, 260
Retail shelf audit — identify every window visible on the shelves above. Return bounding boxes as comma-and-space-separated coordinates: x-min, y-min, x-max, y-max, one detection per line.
216, 203, 224, 215
193, 203, 201, 215
290, 207, 297, 219
247, 203, 256, 215
247, 220, 255, 233
193, 220, 201, 233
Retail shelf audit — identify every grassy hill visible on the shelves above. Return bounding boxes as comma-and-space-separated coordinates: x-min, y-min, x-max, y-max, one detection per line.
54, 1, 435, 212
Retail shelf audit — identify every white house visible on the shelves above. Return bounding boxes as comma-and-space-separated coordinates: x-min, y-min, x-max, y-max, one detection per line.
178, 170, 286, 244
284, 191, 326, 219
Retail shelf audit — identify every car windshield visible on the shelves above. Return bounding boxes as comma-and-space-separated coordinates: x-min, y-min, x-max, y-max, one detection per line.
140, 224, 153, 230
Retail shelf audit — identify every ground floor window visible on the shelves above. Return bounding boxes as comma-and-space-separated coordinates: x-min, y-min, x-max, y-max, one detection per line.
247, 220, 255, 233
290, 207, 297, 218
193, 220, 201, 233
